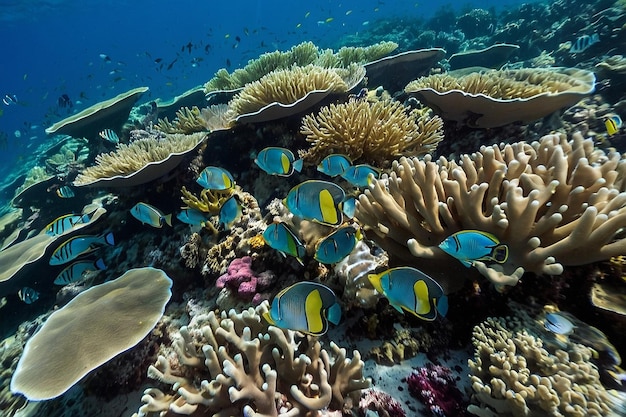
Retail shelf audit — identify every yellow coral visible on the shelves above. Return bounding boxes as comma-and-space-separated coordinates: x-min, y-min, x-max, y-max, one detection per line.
247, 234, 265, 250
180, 186, 232, 214
300, 98, 443, 166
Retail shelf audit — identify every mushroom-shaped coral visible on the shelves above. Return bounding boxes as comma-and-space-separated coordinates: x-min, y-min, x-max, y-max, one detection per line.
10, 267, 173, 401
301, 98, 443, 167
355, 132, 626, 290
405, 67, 595, 127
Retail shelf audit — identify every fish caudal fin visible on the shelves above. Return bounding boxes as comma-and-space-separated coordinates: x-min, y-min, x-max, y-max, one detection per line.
103, 232, 115, 246
164, 213, 173, 227
262, 311, 275, 326
95, 258, 107, 270
293, 158, 303, 173
327, 302, 342, 325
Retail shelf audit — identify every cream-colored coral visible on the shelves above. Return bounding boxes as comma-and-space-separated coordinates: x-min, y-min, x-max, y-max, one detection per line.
156, 104, 233, 134
468, 313, 613, 417
301, 98, 443, 166
74, 132, 206, 185
227, 64, 352, 117
135, 302, 370, 416
355, 132, 626, 290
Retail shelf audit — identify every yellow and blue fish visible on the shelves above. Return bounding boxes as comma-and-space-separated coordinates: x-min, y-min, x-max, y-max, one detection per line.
368, 267, 448, 321
55, 186, 75, 198
317, 154, 352, 177
262, 222, 306, 265
340, 164, 380, 187
314, 226, 362, 264
341, 195, 357, 218
254, 147, 303, 176
544, 312, 575, 335
53, 258, 106, 285
130, 202, 172, 228
284, 180, 345, 226
263, 281, 341, 336
219, 195, 242, 230
18, 287, 39, 304
49, 232, 115, 265
197, 166, 235, 190
438, 230, 508, 267
176, 208, 209, 226
44, 213, 90, 236
605, 115, 622, 136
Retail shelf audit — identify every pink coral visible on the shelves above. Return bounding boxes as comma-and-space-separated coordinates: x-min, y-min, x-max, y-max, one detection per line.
359, 388, 406, 417
216, 256, 274, 304
406, 363, 466, 417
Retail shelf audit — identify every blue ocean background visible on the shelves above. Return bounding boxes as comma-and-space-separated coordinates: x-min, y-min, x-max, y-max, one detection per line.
0, 0, 538, 187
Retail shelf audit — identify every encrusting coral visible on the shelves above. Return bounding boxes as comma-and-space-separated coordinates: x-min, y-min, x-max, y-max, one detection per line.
468, 310, 613, 417
74, 131, 206, 186
300, 97, 444, 167
355, 132, 626, 290
133, 302, 370, 417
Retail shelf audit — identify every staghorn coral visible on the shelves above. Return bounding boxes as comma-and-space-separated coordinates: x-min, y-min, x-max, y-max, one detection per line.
300, 98, 443, 167
134, 302, 370, 416
355, 132, 626, 290
74, 131, 206, 186
227, 64, 355, 118
468, 312, 613, 417
10, 268, 172, 401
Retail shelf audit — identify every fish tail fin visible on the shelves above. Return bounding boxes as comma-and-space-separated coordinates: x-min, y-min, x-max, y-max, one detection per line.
492, 244, 509, 263
103, 232, 115, 246
164, 213, 173, 227
95, 258, 107, 270
327, 303, 342, 325
437, 295, 449, 318
293, 158, 303, 173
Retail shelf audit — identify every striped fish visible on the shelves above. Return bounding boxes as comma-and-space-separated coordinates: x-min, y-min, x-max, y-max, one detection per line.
44, 213, 90, 236
54, 258, 106, 285
49, 232, 115, 265
56, 186, 75, 198
569, 34, 600, 54
99, 129, 119, 143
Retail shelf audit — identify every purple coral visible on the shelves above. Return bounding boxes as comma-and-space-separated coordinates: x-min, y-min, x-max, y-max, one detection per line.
359, 388, 406, 417
216, 256, 274, 304
406, 363, 466, 417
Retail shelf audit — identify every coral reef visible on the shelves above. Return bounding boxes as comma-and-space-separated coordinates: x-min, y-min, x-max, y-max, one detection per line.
300, 98, 444, 167
356, 132, 626, 290
359, 388, 406, 417
156, 104, 232, 134
134, 302, 370, 416
74, 130, 206, 186
180, 185, 232, 214
216, 256, 274, 305
407, 363, 466, 417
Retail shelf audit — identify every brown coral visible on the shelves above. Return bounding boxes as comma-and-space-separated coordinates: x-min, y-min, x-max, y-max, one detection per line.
301, 98, 443, 167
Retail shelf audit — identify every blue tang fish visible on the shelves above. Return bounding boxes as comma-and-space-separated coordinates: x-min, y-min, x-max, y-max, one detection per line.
197, 166, 235, 190
177, 208, 209, 226
606, 115, 622, 136
368, 267, 448, 321
263, 282, 341, 336
54, 258, 106, 285
130, 202, 172, 228
544, 312, 575, 335
219, 195, 242, 230
284, 180, 345, 226
262, 222, 306, 265
254, 147, 303, 176
49, 232, 115, 266
45, 213, 90, 236
438, 230, 508, 268
314, 226, 362, 264
317, 154, 352, 177
18, 287, 39, 304
340, 164, 380, 187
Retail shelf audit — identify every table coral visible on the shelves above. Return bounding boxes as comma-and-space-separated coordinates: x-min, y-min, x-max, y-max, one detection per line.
134, 302, 370, 417
355, 132, 626, 290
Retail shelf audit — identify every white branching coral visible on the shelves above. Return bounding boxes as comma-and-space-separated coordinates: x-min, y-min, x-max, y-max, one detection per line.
133, 302, 370, 417
355, 132, 626, 290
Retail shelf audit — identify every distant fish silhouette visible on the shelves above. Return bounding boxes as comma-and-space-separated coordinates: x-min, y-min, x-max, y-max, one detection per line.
57, 94, 73, 108
569, 34, 599, 54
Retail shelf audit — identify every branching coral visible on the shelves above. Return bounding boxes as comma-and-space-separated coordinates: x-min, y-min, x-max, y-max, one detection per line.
180, 185, 232, 214
74, 131, 206, 186
300, 98, 443, 167
468, 313, 613, 416
134, 302, 370, 416
156, 104, 233, 134
355, 132, 626, 290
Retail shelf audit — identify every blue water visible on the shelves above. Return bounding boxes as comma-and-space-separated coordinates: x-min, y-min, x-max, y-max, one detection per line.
0, 0, 541, 178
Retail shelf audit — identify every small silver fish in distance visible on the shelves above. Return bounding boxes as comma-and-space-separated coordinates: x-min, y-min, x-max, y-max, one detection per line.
54, 258, 106, 285
569, 33, 599, 54
18, 287, 39, 304
544, 312, 575, 335
99, 128, 119, 143
49, 232, 115, 265
56, 185, 75, 198
130, 202, 172, 228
